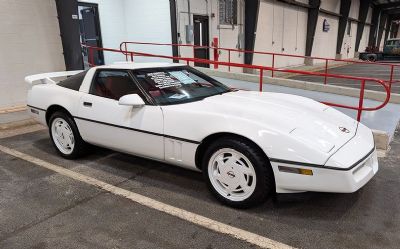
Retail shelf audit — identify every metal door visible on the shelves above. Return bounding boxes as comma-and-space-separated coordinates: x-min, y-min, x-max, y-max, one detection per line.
193, 15, 210, 68
80, 4, 104, 66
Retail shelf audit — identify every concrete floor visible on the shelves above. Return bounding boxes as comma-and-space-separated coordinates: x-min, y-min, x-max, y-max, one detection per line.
289, 62, 400, 93
1, 61, 399, 249
0, 111, 32, 125
0, 125, 399, 249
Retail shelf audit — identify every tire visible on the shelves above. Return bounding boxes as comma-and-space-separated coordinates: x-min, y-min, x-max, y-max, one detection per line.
49, 111, 88, 159
202, 137, 275, 208
367, 54, 377, 62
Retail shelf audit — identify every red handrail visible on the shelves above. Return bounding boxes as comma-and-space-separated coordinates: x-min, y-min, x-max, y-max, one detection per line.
120, 41, 399, 89
82, 44, 390, 122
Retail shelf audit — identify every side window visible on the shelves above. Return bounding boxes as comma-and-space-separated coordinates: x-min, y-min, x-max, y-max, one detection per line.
58, 70, 88, 91
90, 70, 142, 100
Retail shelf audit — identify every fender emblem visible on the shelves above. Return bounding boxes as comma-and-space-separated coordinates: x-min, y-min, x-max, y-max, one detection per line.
339, 126, 350, 133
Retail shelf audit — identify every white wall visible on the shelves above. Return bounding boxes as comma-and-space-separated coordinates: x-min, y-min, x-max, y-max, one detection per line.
339, 0, 359, 59
349, 0, 359, 19
312, 13, 339, 59
176, 0, 245, 72
397, 25, 400, 38
380, 29, 386, 49
81, 0, 172, 64
311, 0, 339, 60
359, 26, 370, 52
320, 0, 340, 13
0, 0, 64, 108
378, 16, 389, 49
255, 0, 351, 66
254, 0, 307, 69
358, 7, 373, 52
340, 21, 357, 58
123, 0, 172, 63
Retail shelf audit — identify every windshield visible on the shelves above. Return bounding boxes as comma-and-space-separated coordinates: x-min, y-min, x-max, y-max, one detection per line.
131, 66, 231, 105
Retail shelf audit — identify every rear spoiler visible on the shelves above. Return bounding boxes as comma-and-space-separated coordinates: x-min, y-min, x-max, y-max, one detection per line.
25, 70, 83, 85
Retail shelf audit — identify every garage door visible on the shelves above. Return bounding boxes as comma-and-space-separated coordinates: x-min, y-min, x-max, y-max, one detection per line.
253, 0, 307, 69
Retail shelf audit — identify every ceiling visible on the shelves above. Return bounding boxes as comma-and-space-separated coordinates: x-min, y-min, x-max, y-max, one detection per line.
373, 0, 400, 20
373, 0, 400, 9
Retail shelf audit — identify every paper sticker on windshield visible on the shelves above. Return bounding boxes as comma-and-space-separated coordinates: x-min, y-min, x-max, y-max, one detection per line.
169, 93, 188, 99
147, 72, 182, 89
169, 71, 196, 84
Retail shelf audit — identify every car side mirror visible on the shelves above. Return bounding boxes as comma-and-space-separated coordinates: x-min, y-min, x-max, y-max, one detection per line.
118, 94, 145, 107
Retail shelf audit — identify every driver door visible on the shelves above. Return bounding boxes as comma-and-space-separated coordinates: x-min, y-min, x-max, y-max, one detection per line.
76, 69, 164, 160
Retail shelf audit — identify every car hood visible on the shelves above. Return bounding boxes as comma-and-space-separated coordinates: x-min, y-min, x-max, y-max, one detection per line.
201, 91, 358, 153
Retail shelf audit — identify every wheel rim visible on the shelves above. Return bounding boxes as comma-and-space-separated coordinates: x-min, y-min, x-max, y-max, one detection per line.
208, 148, 257, 202
51, 117, 75, 155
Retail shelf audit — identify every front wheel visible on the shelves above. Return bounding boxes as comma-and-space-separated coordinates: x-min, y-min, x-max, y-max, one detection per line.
202, 137, 275, 208
49, 111, 87, 159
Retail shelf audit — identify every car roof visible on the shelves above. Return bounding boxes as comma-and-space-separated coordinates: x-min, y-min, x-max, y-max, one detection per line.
94, 62, 187, 70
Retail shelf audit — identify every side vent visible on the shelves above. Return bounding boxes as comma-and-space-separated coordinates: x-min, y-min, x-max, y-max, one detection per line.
165, 139, 183, 162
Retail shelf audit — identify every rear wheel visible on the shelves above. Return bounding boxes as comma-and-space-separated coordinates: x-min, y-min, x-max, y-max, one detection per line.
202, 137, 274, 208
49, 111, 87, 159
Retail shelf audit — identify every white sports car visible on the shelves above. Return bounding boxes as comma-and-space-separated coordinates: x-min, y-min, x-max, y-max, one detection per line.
26, 62, 378, 208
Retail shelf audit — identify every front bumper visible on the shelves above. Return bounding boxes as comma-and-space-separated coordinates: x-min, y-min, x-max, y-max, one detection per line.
272, 148, 378, 193
272, 123, 378, 194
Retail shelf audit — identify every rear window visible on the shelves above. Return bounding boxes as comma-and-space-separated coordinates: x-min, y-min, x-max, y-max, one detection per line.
58, 71, 88, 91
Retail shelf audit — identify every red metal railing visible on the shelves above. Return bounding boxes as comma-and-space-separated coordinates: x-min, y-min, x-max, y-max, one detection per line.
83, 44, 390, 122
120, 41, 399, 91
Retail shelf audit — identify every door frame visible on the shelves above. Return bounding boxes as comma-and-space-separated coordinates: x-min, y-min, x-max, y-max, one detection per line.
193, 15, 210, 67
78, 2, 104, 65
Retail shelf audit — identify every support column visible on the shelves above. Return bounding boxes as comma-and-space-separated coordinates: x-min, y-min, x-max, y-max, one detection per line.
384, 16, 393, 42
336, 0, 352, 58
244, 0, 260, 65
394, 23, 399, 38
55, 0, 83, 70
392, 22, 397, 39
305, 0, 321, 65
368, 7, 381, 47
377, 13, 388, 47
354, 0, 372, 53
169, 0, 179, 61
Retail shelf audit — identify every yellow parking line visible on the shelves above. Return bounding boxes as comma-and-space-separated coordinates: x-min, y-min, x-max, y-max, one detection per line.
0, 144, 295, 249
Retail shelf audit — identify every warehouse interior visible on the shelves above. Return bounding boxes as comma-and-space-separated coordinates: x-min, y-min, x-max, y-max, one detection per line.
1, 1, 400, 249
2, 0, 400, 108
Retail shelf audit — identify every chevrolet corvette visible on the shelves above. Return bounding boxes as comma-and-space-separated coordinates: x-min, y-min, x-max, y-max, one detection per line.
25, 62, 378, 208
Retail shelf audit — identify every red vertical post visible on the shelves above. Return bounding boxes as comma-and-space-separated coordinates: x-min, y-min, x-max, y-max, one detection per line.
130, 52, 134, 62
213, 37, 219, 69
228, 50, 231, 72
124, 43, 128, 61
272, 54, 275, 78
357, 79, 366, 122
324, 59, 328, 84
89, 47, 94, 67
259, 69, 264, 92
192, 45, 195, 67
389, 65, 394, 92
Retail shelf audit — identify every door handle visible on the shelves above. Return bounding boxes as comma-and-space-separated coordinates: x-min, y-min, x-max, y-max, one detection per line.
83, 102, 92, 107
